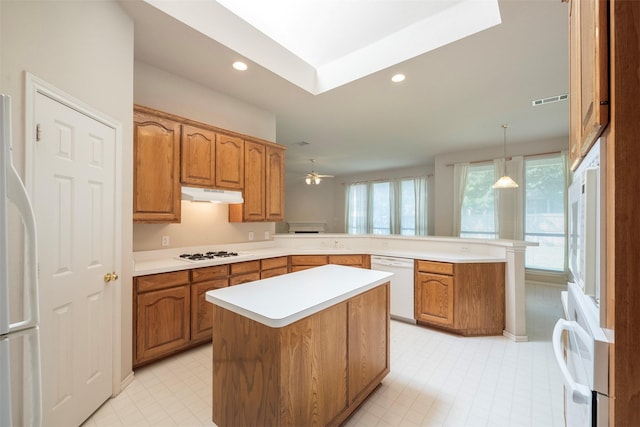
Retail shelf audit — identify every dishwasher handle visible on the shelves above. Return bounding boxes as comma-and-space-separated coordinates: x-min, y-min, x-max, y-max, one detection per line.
371, 256, 414, 268
552, 318, 592, 404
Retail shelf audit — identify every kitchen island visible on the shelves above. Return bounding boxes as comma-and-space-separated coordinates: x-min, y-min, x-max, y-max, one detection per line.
205, 264, 392, 427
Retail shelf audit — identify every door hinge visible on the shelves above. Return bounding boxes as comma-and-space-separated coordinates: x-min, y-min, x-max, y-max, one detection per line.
36, 124, 41, 142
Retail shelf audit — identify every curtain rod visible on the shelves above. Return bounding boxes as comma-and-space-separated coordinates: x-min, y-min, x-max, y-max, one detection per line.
341, 174, 433, 186
444, 150, 562, 167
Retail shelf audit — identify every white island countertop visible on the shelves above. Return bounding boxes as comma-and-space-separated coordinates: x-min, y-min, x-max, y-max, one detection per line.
205, 264, 393, 328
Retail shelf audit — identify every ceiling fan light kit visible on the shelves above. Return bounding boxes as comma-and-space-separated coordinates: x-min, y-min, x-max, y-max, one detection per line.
492, 124, 519, 189
305, 159, 333, 185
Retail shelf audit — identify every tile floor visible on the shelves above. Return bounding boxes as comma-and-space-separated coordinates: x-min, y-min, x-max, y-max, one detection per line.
82, 283, 565, 427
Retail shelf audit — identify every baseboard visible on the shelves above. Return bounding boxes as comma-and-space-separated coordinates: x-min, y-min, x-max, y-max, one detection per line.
503, 330, 529, 342
115, 371, 135, 397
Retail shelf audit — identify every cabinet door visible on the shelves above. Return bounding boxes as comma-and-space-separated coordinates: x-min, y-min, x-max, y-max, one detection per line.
348, 285, 389, 404
191, 279, 227, 343
242, 141, 266, 221
181, 124, 216, 187
570, 0, 609, 168
135, 284, 190, 365
215, 134, 244, 189
265, 146, 285, 221
133, 110, 181, 223
415, 272, 454, 326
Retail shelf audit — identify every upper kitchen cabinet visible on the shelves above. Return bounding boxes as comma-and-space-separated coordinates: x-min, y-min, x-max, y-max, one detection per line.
181, 124, 216, 187
568, 0, 609, 170
265, 145, 285, 222
229, 141, 286, 222
133, 108, 181, 223
215, 134, 244, 190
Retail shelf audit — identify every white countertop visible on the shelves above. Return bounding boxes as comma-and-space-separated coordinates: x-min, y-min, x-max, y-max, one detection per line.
205, 264, 393, 328
133, 246, 506, 276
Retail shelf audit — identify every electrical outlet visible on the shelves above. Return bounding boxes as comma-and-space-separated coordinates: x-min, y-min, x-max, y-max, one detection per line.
161, 235, 170, 247
264, 231, 270, 240
248, 231, 254, 241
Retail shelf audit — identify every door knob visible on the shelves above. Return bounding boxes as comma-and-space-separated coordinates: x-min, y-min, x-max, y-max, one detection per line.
104, 272, 119, 283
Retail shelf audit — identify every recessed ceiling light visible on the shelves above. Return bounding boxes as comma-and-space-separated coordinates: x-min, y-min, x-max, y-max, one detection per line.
391, 73, 405, 83
233, 61, 248, 71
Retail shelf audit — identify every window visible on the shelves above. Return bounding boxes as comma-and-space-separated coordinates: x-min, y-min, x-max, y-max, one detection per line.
460, 164, 497, 239
346, 177, 427, 236
524, 156, 565, 271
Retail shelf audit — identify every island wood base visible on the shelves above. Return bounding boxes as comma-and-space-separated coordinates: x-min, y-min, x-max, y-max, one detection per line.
211, 283, 390, 427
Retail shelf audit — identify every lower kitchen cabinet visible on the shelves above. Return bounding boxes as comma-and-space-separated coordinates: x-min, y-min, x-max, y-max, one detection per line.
260, 256, 288, 279
290, 254, 370, 272
414, 260, 505, 336
190, 265, 229, 343
134, 271, 191, 367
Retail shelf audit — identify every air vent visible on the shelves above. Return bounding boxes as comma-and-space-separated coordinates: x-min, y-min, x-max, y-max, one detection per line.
532, 93, 569, 106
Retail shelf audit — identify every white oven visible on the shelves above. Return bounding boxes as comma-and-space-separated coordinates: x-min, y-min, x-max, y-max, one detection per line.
568, 138, 606, 324
554, 283, 612, 427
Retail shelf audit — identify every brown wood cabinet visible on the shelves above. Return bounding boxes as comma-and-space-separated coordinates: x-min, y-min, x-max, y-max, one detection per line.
265, 145, 286, 221
229, 260, 260, 286
215, 133, 244, 190
134, 271, 190, 366
228, 142, 286, 222
180, 124, 216, 187
414, 260, 505, 336
211, 282, 389, 427
260, 256, 288, 279
133, 109, 181, 223
133, 105, 286, 223
190, 265, 229, 343
290, 254, 370, 272
568, 0, 609, 170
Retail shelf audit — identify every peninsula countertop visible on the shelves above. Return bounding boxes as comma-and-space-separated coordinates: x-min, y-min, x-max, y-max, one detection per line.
205, 264, 393, 328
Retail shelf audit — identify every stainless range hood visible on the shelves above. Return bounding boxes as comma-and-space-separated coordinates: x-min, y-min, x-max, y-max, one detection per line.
181, 186, 244, 204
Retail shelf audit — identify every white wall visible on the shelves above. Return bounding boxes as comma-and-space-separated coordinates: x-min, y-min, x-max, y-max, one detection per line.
132, 61, 280, 251
433, 136, 568, 235
0, 0, 134, 388
284, 138, 568, 237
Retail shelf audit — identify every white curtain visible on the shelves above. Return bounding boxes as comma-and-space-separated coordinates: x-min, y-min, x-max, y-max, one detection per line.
390, 181, 401, 235
509, 156, 525, 240
345, 183, 368, 234
414, 176, 428, 235
452, 163, 469, 236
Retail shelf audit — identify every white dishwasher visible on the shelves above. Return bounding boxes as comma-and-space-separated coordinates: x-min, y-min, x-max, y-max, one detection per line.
370, 256, 415, 324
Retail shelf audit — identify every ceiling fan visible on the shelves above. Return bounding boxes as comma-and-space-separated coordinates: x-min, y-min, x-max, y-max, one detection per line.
304, 159, 334, 185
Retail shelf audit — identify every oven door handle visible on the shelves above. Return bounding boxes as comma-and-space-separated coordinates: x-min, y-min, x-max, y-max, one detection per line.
552, 318, 592, 404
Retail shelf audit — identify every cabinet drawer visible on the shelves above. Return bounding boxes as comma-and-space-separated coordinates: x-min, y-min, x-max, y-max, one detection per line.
230, 260, 260, 275
191, 265, 229, 283
261, 266, 288, 279
261, 256, 288, 270
229, 271, 260, 286
290, 255, 328, 266
416, 260, 453, 276
136, 270, 190, 293
329, 255, 365, 266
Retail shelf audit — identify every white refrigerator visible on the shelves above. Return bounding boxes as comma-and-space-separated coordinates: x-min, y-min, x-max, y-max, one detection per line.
0, 94, 42, 427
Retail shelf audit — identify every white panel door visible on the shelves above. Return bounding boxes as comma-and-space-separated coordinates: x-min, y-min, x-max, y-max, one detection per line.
34, 92, 116, 427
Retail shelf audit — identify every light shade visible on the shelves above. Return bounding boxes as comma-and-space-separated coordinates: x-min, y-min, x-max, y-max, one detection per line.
492, 175, 519, 189
306, 176, 321, 185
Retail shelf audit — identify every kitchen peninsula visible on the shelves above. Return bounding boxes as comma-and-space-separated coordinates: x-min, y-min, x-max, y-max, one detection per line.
133, 234, 532, 342
205, 264, 392, 427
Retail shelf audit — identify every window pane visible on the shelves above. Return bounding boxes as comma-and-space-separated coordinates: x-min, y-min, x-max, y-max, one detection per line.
371, 182, 390, 234
524, 156, 565, 271
460, 164, 497, 239
400, 180, 415, 235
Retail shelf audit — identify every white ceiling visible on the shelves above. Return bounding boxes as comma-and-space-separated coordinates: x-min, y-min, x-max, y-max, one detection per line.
120, 0, 569, 180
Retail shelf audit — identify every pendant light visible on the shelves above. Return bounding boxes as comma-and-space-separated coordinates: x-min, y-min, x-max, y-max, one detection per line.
492, 124, 519, 189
